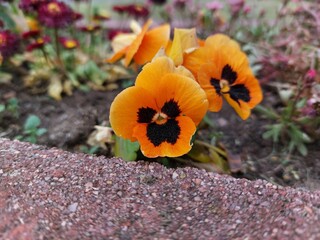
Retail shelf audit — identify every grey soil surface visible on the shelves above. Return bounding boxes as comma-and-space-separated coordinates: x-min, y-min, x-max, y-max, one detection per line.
1, 138, 320, 240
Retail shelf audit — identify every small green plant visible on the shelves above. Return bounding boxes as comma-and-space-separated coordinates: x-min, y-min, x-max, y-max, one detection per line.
257, 99, 315, 156
79, 145, 100, 155
16, 114, 47, 144
0, 97, 19, 121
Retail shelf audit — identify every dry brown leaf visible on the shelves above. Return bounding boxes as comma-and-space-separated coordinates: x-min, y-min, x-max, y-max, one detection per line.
48, 75, 63, 101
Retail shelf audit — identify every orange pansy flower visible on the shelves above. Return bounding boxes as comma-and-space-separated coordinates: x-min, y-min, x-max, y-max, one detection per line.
166, 28, 199, 66
107, 19, 170, 67
183, 34, 263, 120
109, 57, 208, 158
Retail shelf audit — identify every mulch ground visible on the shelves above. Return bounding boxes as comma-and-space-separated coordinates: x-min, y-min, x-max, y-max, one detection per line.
1, 138, 320, 239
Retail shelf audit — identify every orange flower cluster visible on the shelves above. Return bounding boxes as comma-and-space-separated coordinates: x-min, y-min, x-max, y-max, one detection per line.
109, 21, 263, 158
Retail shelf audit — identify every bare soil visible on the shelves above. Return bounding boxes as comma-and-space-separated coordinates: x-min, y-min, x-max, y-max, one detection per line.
0, 76, 320, 189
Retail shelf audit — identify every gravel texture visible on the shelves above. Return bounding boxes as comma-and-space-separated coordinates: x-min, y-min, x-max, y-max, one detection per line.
0, 138, 320, 240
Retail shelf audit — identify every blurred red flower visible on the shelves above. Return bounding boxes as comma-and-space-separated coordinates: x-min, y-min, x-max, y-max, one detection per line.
19, 0, 48, 12
112, 5, 129, 14
26, 36, 50, 51
127, 4, 149, 18
112, 4, 149, 18
0, 30, 19, 58
78, 24, 101, 33
148, 0, 167, 6
37, 1, 74, 28
22, 30, 41, 39
59, 37, 79, 49
107, 29, 130, 41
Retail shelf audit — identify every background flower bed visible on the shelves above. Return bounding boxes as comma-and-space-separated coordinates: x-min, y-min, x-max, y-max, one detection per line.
0, 0, 319, 188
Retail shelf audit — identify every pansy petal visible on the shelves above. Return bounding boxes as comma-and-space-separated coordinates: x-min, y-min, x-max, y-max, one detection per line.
169, 28, 199, 66
205, 34, 241, 53
111, 33, 137, 53
135, 57, 177, 93
211, 44, 250, 81
124, 19, 153, 66
106, 46, 128, 63
133, 116, 196, 158
109, 86, 158, 141
198, 63, 223, 112
154, 73, 208, 126
133, 24, 170, 65
240, 74, 263, 108
223, 93, 251, 120
182, 47, 208, 78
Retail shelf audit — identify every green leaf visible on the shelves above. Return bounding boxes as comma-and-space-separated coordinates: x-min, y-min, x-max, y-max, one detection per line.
36, 128, 47, 136
297, 143, 308, 156
0, 5, 16, 29
254, 105, 279, 120
24, 115, 41, 130
262, 123, 282, 142
187, 140, 229, 173
25, 136, 37, 144
296, 98, 307, 109
114, 136, 140, 161
0, 104, 5, 113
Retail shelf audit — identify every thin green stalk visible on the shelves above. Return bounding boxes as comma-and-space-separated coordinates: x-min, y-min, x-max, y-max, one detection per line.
53, 27, 62, 66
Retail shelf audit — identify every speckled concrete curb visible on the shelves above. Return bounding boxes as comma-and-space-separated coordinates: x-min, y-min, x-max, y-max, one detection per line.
0, 138, 320, 240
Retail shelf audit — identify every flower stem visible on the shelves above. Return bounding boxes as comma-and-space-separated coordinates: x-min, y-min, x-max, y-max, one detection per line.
53, 27, 62, 66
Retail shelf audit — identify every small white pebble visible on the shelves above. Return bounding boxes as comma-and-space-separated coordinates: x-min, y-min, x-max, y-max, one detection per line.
68, 202, 78, 213
172, 172, 179, 180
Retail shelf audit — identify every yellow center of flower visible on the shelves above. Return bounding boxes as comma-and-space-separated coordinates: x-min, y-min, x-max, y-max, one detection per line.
36, 38, 44, 44
86, 26, 94, 31
135, 6, 143, 12
220, 79, 230, 93
65, 40, 77, 48
152, 112, 168, 125
0, 34, 6, 46
27, 18, 40, 31
47, 3, 61, 14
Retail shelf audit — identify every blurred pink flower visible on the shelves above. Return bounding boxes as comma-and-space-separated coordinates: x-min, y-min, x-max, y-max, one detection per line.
173, 0, 191, 9
228, 0, 245, 14
243, 5, 251, 14
206, 1, 223, 11
306, 69, 317, 79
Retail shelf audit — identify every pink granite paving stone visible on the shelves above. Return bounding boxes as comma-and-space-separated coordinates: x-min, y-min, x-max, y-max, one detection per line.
0, 138, 320, 239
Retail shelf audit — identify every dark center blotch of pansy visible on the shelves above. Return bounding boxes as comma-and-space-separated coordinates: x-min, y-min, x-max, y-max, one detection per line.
210, 78, 222, 95
161, 99, 181, 118
137, 107, 157, 123
221, 64, 237, 84
147, 119, 181, 147
229, 84, 250, 104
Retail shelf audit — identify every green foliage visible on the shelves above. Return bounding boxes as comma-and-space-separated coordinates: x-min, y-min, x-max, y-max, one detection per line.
258, 101, 313, 156
6, 98, 19, 117
79, 145, 100, 155
0, 97, 19, 121
16, 114, 47, 144
114, 136, 140, 161
74, 60, 108, 86
0, 5, 16, 29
